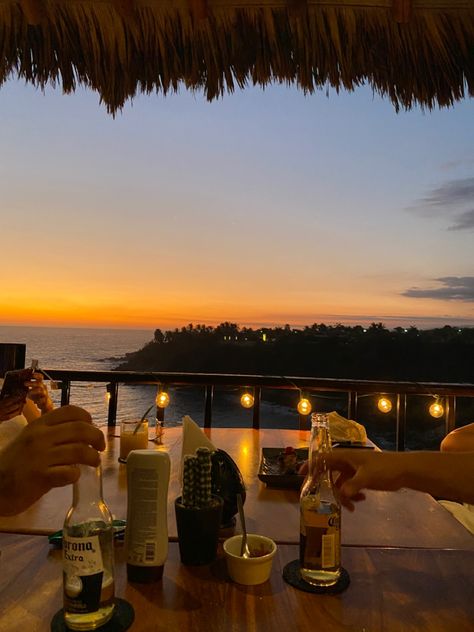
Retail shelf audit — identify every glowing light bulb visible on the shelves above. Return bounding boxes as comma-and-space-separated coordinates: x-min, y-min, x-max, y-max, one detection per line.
429, 400, 444, 418
105, 391, 111, 402
240, 393, 254, 409
377, 397, 392, 413
297, 398, 312, 415
156, 391, 170, 408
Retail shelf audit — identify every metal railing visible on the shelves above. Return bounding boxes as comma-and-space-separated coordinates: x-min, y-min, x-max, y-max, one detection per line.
44, 369, 474, 451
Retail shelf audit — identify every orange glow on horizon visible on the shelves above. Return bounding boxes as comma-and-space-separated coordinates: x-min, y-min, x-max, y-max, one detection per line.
2, 282, 473, 331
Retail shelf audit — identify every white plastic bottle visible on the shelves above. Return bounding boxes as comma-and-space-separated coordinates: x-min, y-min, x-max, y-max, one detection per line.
125, 450, 170, 582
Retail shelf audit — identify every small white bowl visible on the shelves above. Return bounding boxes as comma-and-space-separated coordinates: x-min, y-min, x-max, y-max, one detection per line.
223, 534, 277, 585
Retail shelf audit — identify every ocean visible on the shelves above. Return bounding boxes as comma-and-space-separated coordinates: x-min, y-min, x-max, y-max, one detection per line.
1, 326, 450, 448
0, 325, 298, 429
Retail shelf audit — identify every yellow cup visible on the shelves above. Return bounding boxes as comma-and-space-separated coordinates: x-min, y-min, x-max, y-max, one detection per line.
223, 534, 277, 585
119, 419, 149, 462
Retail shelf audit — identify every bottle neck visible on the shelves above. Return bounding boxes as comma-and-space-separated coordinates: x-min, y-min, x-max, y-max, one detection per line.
306, 414, 332, 485
72, 464, 104, 507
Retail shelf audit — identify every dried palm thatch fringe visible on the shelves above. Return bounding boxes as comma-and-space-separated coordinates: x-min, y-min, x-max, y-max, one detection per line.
0, 1, 473, 113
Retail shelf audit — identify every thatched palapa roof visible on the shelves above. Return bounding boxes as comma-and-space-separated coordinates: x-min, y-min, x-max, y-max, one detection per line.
1, 0, 473, 113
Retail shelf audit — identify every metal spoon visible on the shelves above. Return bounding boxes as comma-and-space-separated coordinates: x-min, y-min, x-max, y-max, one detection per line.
237, 493, 250, 558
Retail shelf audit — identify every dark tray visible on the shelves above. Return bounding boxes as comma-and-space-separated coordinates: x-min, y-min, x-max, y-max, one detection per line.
258, 444, 375, 488
257, 448, 307, 488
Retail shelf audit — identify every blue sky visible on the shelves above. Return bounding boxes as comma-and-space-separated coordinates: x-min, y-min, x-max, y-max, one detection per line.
0, 79, 473, 329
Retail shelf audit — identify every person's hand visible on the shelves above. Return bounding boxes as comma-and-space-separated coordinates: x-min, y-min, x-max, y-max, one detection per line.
0, 396, 25, 422
0, 405, 106, 516
317, 450, 404, 511
25, 372, 54, 414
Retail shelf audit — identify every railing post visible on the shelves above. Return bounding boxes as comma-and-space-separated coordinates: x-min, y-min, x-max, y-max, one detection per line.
445, 395, 456, 434
299, 413, 310, 431
107, 382, 118, 427
252, 386, 261, 430
348, 391, 358, 420
204, 385, 213, 428
396, 393, 407, 451
60, 380, 71, 406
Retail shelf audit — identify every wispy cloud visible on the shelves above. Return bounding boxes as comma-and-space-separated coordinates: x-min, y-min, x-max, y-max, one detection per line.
447, 209, 474, 231
418, 178, 474, 208
440, 158, 474, 172
409, 177, 474, 231
402, 277, 474, 301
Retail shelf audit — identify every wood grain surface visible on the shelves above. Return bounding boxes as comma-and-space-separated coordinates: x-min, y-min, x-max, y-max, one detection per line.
0, 533, 473, 632
0, 428, 472, 550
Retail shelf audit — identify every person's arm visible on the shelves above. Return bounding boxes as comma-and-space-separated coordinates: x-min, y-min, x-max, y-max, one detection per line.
441, 423, 474, 453
321, 450, 474, 510
0, 405, 105, 516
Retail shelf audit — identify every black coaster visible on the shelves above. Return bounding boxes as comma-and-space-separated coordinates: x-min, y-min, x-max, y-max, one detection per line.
283, 560, 350, 594
51, 599, 135, 632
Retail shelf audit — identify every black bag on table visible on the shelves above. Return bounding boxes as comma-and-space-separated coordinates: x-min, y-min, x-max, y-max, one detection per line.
210, 449, 246, 527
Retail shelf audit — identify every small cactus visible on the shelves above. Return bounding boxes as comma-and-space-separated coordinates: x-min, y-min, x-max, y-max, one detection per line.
182, 447, 214, 508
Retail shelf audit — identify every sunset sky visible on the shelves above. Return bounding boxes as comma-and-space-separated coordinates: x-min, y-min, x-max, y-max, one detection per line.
1, 80, 473, 330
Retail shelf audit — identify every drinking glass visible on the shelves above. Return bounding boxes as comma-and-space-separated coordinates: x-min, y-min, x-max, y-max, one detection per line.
119, 419, 149, 463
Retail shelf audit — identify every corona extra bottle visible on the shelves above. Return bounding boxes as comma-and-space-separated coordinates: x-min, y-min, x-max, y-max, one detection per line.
300, 413, 341, 586
63, 463, 115, 630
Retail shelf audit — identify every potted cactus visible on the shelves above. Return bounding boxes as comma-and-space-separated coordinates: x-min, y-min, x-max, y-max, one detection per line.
175, 447, 224, 565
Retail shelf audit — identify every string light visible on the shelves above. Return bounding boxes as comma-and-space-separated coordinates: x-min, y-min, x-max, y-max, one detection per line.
429, 397, 444, 419
240, 392, 254, 409
297, 398, 312, 416
156, 390, 170, 409
377, 396, 392, 413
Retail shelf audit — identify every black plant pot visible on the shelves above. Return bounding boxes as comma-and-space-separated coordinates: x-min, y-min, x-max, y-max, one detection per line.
175, 495, 223, 566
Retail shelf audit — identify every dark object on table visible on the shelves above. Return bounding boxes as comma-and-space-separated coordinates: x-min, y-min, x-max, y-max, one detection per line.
282, 560, 350, 594
258, 444, 375, 488
175, 495, 223, 565
211, 449, 246, 527
51, 598, 135, 631
258, 447, 308, 488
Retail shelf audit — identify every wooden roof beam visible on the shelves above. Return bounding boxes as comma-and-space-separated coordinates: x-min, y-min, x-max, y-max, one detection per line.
112, 0, 137, 21
20, 0, 45, 25
392, 0, 413, 23
188, 0, 208, 21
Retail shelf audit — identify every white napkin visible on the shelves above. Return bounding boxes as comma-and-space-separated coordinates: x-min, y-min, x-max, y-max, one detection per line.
327, 411, 367, 444
179, 415, 216, 482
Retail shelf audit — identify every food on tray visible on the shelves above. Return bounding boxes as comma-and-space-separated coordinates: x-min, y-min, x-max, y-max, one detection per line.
277, 446, 303, 475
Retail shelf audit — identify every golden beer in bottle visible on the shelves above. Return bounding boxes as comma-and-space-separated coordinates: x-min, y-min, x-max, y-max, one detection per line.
300, 413, 341, 587
63, 463, 115, 630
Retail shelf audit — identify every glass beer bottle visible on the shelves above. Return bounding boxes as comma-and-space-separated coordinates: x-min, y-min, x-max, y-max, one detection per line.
299, 412, 341, 586
63, 463, 115, 630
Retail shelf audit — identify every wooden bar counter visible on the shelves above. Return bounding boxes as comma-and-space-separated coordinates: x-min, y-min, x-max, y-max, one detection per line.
1, 428, 473, 550
0, 533, 473, 632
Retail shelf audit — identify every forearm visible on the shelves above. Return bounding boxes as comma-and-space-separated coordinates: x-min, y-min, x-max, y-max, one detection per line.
398, 452, 474, 504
